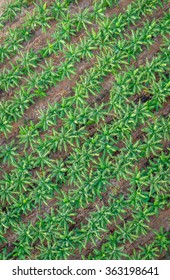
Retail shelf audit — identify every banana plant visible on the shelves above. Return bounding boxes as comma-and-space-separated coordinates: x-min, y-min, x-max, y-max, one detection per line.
31, 173, 56, 208
27, 1, 52, 33
101, 0, 118, 7
18, 26, 32, 42
50, 159, 67, 184
140, 136, 162, 158
33, 149, 54, 171
0, 0, 25, 23
98, 231, 126, 260
40, 40, 59, 57
138, 243, 159, 260
7, 90, 34, 122
78, 37, 95, 59
0, 140, 18, 166
13, 151, 34, 171
0, 63, 21, 92
64, 43, 81, 63
12, 241, 32, 260
0, 114, 12, 138
12, 170, 32, 193
153, 227, 170, 254
108, 194, 127, 222
67, 161, 85, 186
124, 3, 139, 27
131, 207, 152, 236
151, 194, 168, 217
116, 222, 137, 244
37, 104, 58, 131
74, 7, 92, 32
18, 49, 39, 74
14, 222, 34, 245
18, 121, 39, 150
90, 2, 105, 21
51, 0, 68, 19
127, 186, 150, 209
58, 59, 76, 80
39, 59, 57, 88
59, 13, 76, 41
6, 27, 24, 52
127, 167, 148, 188
55, 208, 75, 231
14, 192, 32, 214
149, 80, 169, 111
0, 172, 17, 205
0, 43, 13, 62
37, 242, 59, 260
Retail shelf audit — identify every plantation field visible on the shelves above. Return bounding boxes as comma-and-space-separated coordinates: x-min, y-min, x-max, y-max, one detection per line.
0, 0, 170, 260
